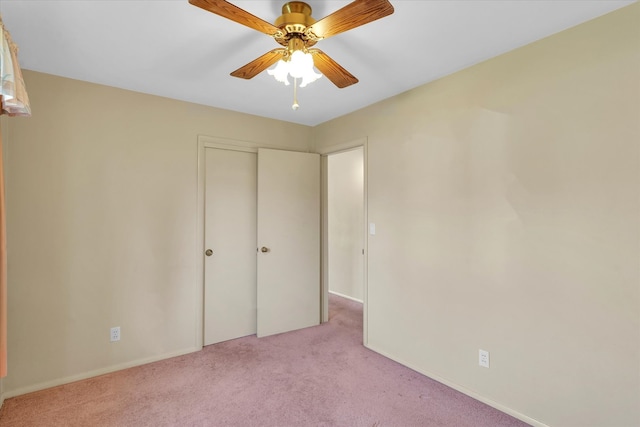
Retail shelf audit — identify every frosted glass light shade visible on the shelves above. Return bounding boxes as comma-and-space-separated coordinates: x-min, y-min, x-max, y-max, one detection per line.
300, 69, 322, 88
267, 51, 322, 87
267, 60, 290, 86
289, 50, 313, 78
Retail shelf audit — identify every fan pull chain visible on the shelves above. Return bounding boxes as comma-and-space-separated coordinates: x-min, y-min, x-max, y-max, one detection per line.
292, 77, 300, 110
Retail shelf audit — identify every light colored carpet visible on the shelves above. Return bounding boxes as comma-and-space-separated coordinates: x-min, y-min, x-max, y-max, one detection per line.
0, 295, 529, 426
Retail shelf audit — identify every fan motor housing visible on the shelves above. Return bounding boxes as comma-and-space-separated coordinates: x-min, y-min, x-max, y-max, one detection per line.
275, 1, 316, 35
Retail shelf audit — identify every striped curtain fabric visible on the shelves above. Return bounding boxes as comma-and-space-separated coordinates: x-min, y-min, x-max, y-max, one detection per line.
1, 15, 31, 116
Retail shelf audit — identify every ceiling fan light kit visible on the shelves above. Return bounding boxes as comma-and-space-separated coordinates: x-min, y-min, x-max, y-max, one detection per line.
189, 0, 394, 109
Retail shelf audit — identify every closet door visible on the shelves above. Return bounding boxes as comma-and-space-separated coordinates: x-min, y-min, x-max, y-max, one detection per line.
204, 148, 257, 345
256, 148, 320, 337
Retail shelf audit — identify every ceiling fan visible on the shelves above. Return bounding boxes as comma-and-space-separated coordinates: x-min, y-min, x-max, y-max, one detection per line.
188, 0, 394, 89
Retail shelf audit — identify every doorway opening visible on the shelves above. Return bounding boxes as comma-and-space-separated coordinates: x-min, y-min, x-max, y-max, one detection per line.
325, 146, 365, 339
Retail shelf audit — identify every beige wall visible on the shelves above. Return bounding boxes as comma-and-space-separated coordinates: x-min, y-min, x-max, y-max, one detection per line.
314, 4, 639, 427
328, 148, 364, 301
3, 71, 311, 395
0, 115, 8, 405
2, 3, 639, 426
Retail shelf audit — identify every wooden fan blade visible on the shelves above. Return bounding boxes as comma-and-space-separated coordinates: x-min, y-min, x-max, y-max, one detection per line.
231, 49, 285, 79
306, 0, 394, 40
311, 50, 358, 88
189, 0, 281, 36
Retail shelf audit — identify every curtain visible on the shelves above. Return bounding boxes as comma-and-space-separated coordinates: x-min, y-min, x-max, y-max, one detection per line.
0, 15, 31, 379
1, 16, 30, 117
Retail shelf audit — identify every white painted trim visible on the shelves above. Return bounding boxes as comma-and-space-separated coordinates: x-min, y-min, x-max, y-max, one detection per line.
198, 137, 258, 153
318, 137, 368, 346
320, 155, 329, 324
195, 139, 206, 350
2, 347, 200, 399
364, 343, 548, 427
198, 135, 312, 153
329, 290, 363, 304
315, 137, 367, 155
362, 140, 369, 346
195, 135, 311, 349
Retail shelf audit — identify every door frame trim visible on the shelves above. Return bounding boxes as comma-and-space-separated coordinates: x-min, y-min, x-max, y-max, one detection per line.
317, 137, 369, 346
195, 135, 310, 349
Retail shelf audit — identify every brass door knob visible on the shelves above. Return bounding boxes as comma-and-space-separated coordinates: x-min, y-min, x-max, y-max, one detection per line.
260, 247, 269, 253
205, 249, 213, 256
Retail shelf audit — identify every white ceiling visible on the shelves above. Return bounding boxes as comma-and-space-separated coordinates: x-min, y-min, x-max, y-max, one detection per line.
0, 0, 634, 126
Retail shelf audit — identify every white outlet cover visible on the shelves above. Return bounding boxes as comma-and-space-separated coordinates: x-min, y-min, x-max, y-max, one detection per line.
479, 349, 490, 368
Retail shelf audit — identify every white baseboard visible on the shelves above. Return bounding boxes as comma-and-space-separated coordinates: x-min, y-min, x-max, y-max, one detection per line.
329, 290, 363, 304
2, 346, 201, 399
364, 343, 548, 427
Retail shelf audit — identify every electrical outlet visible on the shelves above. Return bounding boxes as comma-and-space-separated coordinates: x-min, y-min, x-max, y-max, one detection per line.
110, 326, 120, 342
479, 349, 490, 368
